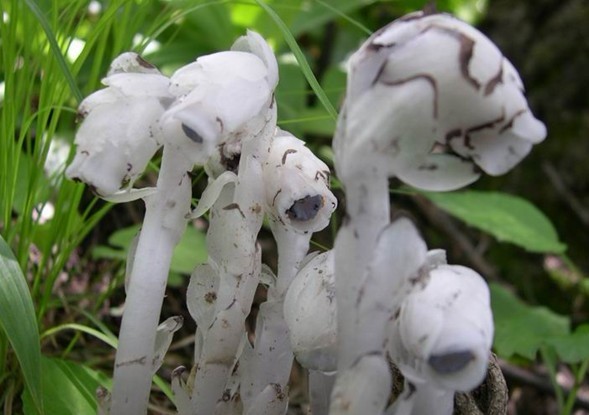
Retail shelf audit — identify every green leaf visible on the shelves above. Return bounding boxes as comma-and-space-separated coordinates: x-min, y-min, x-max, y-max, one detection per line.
23, 0, 83, 103
422, 190, 567, 253
22, 356, 110, 415
546, 324, 589, 364
254, 0, 338, 120
93, 224, 208, 275
290, 0, 372, 36
0, 235, 43, 414
491, 283, 569, 360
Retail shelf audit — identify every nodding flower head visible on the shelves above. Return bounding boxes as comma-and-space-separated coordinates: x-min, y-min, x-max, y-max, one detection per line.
160, 31, 278, 166
389, 259, 493, 392
335, 11, 546, 191
262, 129, 337, 234
66, 53, 170, 197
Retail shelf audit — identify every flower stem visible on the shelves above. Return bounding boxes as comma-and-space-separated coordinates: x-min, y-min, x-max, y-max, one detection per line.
110, 146, 192, 414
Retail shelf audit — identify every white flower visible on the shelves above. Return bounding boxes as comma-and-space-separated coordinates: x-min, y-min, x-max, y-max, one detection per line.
283, 250, 338, 372
335, 11, 546, 191
160, 31, 278, 166
66, 52, 170, 197
263, 129, 337, 234
389, 260, 493, 393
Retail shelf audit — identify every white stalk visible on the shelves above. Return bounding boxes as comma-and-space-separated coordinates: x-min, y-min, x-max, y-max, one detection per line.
110, 146, 192, 414
240, 130, 337, 413
190, 110, 277, 414
331, 9, 545, 414
309, 370, 337, 415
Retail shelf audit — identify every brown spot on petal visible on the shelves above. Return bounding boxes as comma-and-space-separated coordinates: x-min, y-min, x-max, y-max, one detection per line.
499, 108, 527, 134
484, 65, 503, 96
445, 128, 463, 144
223, 203, 246, 218
379, 74, 439, 118
281, 149, 297, 165
204, 291, 216, 303
136, 55, 156, 69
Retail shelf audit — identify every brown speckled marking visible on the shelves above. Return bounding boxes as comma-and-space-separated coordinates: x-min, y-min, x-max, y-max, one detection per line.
499, 108, 527, 134
379, 74, 439, 119
115, 355, 147, 368
204, 291, 217, 303
484, 66, 504, 96
223, 203, 246, 219
445, 128, 463, 143
272, 189, 282, 207
281, 149, 297, 165
136, 55, 156, 69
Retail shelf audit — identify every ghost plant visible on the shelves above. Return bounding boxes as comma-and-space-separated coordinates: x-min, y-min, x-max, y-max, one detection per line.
66, 30, 279, 414
386, 251, 493, 415
238, 129, 336, 414
331, 9, 546, 414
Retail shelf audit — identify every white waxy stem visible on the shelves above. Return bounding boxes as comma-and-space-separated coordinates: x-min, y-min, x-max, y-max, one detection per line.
329, 354, 392, 414
66, 54, 170, 198
186, 32, 280, 414
110, 145, 192, 414
239, 130, 336, 414
283, 250, 338, 373
387, 261, 493, 415
332, 10, 542, 414
65, 52, 193, 414
309, 370, 337, 415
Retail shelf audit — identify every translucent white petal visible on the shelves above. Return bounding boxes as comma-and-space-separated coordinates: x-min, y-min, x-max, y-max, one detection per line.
284, 251, 338, 372
103, 72, 171, 98
340, 11, 546, 184
68, 96, 164, 196
107, 52, 161, 75
395, 153, 480, 191
190, 171, 238, 219
152, 316, 183, 373
231, 30, 279, 89
186, 263, 219, 330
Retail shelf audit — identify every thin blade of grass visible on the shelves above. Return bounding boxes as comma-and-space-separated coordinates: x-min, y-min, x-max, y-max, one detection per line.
41, 323, 176, 404
0, 235, 43, 414
23, 0, 83, 103
313, 0, 372, 35
254, 0, 338, 120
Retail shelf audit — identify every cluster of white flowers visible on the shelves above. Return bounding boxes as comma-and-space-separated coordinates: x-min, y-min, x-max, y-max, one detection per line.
67, 9, 545, 415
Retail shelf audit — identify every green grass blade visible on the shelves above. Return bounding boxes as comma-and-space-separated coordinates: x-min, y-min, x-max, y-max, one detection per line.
23, 0, 83, 103
41, 323, 176, 404
0, 235, 43, 414
310, 0, 372, 35
254, 0, 338, 120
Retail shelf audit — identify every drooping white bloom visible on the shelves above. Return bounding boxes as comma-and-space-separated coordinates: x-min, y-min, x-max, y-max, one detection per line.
387, 256, 493, 415
283, 251, 338, 372
335, 11, 547, 190
389, 263, 493, 392
262, 129, 337, 234
161, 31, 278, 167
66, 52, 170, 197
